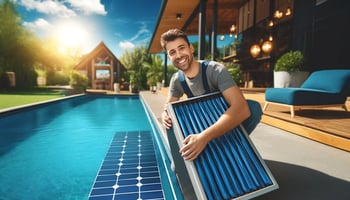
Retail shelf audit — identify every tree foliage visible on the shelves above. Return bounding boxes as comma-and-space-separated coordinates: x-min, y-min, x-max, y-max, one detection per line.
165, 64, 177, 84
119, 46, 153, 91
36, 37, 81, 85
70, 70, 88, 92
0, 0, 41, 88
143, 54, 163, 88
0, 0, 80, 89
225, 62, 243, 86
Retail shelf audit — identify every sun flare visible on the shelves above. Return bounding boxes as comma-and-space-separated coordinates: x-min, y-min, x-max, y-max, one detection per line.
56, 23, 89, 54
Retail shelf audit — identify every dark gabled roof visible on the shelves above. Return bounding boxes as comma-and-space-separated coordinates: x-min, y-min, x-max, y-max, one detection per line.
74, 41, 126, 70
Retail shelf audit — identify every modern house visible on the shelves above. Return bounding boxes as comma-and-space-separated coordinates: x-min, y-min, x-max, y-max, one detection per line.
74, 42, 127, 90
148, 0, 350, 87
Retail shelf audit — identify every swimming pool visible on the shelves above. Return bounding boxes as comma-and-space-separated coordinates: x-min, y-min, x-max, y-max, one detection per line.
0, 94, 181, 199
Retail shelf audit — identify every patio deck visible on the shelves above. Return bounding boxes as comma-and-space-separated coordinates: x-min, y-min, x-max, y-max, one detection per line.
243, 91, 350, 152
139, 88, 350, 200
155, 88, 350, 152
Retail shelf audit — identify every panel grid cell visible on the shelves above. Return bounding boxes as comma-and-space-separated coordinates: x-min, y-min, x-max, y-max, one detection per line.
89, 131, 164, 200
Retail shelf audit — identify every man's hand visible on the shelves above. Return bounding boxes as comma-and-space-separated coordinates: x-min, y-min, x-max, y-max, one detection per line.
162, 97, 180, 129
179, 134, 209, 161
162, 110, 172, 129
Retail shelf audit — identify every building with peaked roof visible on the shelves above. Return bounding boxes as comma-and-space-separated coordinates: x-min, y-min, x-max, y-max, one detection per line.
74, 42, 127, 90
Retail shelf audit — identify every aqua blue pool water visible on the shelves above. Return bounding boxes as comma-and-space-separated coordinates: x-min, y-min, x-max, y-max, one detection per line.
0, 95, 179, 200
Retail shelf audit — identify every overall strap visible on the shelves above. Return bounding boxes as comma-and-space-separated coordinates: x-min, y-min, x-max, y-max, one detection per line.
178, 61, 210, 98
201, 61, 210, 93
178, 70, 194, 98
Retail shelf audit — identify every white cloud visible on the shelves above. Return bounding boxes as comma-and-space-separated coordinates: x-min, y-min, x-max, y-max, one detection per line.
116, 23, 151, 51
19, 0, 107, 17
23, 18, 53, 31
119, 41, 135, 49
66, 0, 107, 15
129, 28, 150, 42
129, 23, 150, 42
20, 0, 76, 18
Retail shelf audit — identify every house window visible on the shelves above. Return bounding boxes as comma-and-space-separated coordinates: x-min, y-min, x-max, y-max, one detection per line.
95, 69, 110, 80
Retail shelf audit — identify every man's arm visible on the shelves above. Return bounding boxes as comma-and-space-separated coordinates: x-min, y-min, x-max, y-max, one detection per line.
180, 86, 250, 160
203, 85, 251, 140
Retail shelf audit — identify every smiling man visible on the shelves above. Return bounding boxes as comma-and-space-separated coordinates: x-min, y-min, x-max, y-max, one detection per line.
160, 28, 251, 161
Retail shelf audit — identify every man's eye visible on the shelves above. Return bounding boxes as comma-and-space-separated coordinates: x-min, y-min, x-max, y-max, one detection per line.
169, 51, 175, 56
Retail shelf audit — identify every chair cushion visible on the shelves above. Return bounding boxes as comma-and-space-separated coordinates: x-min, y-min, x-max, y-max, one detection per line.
301, 69, 350, 95
265, 88, 347, 105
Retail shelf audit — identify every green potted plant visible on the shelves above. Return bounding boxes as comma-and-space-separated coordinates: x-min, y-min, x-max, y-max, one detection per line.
225, 62, 243, 87
274, 50, 309, 88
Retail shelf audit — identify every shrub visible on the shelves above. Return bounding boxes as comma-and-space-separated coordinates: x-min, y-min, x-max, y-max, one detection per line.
0, 72, 11, 90
47, 72, 70, 85
70, 71, 88, 92
225, 62, 243, 86
274, 50, 304, 72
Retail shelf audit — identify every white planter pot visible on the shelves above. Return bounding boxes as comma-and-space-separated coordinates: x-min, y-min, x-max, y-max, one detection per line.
156, 82, 162, 90
274, 71, 309, 88
113, 83, 120, 92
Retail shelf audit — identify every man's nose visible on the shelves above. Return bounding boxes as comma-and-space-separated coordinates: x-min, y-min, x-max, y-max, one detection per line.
174, 50, 182, 58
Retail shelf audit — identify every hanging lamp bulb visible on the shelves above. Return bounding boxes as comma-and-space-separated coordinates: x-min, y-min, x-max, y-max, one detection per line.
250, 44, 261, 58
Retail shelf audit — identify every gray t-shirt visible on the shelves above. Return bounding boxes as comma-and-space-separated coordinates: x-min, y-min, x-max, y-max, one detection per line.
169, 61, 236, 98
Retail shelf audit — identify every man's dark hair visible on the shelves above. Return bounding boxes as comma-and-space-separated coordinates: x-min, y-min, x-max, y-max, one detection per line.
160, 28, 190, 51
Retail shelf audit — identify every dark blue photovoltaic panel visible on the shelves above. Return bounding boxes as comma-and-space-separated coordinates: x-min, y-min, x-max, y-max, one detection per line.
169, 92, 278, 200
88, 131, 164, 200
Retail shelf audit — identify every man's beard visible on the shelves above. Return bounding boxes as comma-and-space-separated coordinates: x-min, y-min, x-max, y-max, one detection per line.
175, 55, 193, 72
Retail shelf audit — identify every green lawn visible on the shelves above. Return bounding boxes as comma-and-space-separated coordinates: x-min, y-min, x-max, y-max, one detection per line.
0, 89, 66, 109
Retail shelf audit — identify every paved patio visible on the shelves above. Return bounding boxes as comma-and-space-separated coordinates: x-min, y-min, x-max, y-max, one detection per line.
140, 90, 350, 200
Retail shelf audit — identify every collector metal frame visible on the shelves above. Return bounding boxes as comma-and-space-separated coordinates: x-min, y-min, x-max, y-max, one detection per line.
166, 92, 278, 200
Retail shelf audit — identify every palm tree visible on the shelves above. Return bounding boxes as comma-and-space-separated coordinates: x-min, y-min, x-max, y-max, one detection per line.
143, 54, 163, 89
119, 46, 151, 91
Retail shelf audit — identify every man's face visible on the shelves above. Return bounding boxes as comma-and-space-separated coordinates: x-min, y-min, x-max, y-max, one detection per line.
165, 38, 194, 72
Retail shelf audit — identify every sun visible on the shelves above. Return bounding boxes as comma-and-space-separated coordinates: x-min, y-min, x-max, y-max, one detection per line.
56, 23, 89, 54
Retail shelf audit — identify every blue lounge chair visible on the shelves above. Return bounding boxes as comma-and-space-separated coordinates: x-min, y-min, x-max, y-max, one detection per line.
264, 69, 350, 117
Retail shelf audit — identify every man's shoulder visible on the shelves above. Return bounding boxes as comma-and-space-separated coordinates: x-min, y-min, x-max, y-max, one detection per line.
203, 61, 225, 72
200, 60, 224, 67
170, 71, 181, 83
171, 71, 180, 78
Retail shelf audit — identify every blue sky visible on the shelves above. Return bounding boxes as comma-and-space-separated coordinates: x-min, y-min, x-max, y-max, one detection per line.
14, 0, 234, 58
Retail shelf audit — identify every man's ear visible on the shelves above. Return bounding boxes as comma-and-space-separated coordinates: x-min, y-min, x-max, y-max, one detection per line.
189, 44, 195, 53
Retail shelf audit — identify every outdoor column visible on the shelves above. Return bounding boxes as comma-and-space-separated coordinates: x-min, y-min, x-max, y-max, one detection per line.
92, 59, 96, 89
198, 0, 207, 60
163, 52, 168, 87
211, 0, 218, 61
110, 59, 114, 90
